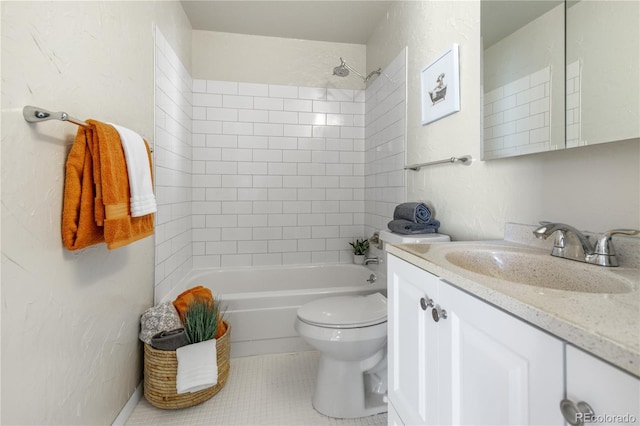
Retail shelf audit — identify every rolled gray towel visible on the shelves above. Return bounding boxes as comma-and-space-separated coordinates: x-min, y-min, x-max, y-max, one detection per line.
393, 202, 435, 224
387, 219, 441, 235
150, 328, 189, 351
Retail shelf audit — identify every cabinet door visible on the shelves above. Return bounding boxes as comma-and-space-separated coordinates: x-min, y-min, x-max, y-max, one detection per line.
438, 280, 564, 426
388, 400, 405, 426
387, 254, 440, 425
566, 345, 640, 426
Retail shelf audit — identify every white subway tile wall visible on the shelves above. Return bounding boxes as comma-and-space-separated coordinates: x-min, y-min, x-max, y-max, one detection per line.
154, 29, 194, 302
483, 66, 551, 159
154, 36, 407, 298
192, 81, 367, 268
566, 61, 582, 148
364, 49, 407, 238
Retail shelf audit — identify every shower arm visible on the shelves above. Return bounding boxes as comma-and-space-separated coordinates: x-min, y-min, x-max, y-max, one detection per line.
340, 58, 382, 83
342, 62, 367, 80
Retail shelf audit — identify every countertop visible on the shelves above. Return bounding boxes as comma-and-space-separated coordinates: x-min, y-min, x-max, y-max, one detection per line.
385, 223, 640, 377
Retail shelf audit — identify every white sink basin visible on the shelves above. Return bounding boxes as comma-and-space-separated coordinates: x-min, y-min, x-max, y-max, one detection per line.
423, 244, 634, 294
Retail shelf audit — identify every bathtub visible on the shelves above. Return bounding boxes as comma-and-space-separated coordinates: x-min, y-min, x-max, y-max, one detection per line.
165, 264, 386, 358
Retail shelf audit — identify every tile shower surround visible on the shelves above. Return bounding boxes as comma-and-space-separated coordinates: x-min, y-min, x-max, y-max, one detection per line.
154, 31, 406, 300
190, 81, 367, 269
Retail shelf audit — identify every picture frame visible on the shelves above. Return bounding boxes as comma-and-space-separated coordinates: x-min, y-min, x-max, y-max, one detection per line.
421, 44, 460, 125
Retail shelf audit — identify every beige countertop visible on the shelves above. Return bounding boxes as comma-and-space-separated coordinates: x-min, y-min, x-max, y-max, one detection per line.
385, 223, 640, 377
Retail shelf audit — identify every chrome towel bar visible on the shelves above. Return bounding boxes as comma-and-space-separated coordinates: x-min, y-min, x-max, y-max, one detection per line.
405, 155, 472, 171
23, 105, 91, 128
22, 105, 153, 152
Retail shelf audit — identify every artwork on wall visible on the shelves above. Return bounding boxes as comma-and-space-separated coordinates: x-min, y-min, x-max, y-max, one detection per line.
421, 44, 460, 125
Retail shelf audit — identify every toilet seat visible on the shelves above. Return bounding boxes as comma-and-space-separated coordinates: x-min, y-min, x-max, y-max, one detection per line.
297, 292, 387, 329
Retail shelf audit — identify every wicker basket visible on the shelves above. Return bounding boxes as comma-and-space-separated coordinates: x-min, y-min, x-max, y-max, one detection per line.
143, 321, 230, 409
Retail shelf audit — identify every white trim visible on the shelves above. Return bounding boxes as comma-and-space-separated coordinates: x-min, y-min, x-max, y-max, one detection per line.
112, 381, 143, 426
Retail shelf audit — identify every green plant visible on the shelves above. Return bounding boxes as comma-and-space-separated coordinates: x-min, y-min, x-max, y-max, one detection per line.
349, 238, 370, 255
183, 298, 225, 344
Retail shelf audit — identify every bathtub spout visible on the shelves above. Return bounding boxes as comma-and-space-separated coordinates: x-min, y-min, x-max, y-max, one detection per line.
364, 256, 382, 265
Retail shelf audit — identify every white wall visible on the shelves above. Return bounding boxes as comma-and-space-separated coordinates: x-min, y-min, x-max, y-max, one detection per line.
192, 30, 366, 90
366, 1, 639, 240
1, 2, 192, 424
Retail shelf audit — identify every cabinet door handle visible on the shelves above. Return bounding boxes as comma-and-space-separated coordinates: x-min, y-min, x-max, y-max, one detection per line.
420, 297, 434, 310
432, 307, 447, 322
560, 399, 595, 426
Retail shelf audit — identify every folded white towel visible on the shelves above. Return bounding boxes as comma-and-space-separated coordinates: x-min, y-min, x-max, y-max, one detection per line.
109, 123, 157, 217
175, 339, 218, 394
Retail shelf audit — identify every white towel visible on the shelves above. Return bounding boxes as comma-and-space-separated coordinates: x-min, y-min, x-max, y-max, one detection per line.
175, 339, 218, 394
109, 123, 157, 217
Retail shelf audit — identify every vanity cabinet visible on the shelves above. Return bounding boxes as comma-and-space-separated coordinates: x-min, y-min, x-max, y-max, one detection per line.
564, 345, 640, 426
387, 254, 565, 425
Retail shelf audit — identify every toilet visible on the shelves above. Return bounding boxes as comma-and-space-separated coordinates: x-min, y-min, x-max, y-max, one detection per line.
295, 229, 450, 418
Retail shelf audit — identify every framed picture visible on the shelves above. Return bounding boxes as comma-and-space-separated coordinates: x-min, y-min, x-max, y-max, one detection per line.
421, 44, 460, 125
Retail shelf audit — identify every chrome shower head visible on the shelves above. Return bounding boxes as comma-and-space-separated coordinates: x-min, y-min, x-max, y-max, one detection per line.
333, 58, 350, 77
332, 57, 381, 82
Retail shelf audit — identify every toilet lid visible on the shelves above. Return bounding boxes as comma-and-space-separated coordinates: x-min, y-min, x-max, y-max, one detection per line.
297, 293, 387, 328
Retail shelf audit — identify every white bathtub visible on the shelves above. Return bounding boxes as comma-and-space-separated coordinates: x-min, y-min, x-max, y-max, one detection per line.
165, 264, 386, 358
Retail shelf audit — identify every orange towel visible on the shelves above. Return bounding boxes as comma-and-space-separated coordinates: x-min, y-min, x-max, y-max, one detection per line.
173, 286, 227, 339
61, 120, 154, 250
88, 120, 154, 249
61, 127, 105, 250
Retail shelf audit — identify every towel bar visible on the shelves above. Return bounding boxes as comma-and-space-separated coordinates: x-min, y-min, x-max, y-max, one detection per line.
23, 105, 91, 128
23, 105, 152, 152
405, 155, 472, 171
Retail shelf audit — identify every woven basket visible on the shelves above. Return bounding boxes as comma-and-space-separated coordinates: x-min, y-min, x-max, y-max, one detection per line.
143, 321, 230, 409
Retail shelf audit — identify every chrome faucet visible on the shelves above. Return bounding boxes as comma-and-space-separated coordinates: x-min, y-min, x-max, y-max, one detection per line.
364, 256, 382, 265
532, 222, 639, 267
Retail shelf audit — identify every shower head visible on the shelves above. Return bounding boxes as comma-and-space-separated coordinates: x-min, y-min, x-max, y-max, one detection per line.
333, 58, 350, 77
331, 57, 381, 82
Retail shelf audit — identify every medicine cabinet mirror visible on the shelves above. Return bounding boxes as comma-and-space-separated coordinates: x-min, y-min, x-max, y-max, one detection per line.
565, 0, 639, 148
481, 0, 565, 160
481, 0, 639, 160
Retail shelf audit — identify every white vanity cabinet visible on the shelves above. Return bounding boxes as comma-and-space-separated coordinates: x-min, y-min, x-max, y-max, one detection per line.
387, 254, 565, 425
387, 253, 440, 425
564, 345, 640, 426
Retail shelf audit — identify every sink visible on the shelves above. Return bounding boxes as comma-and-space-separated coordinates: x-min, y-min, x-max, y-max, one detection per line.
441, 245, 633, 294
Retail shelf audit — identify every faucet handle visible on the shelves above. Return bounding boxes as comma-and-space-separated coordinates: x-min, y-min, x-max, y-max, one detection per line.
594, 229, 640, 254
603, 229, 640, 237
591, 229, 640, 266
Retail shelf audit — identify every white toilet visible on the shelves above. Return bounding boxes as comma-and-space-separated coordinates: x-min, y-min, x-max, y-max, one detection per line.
295, 230, 450, 418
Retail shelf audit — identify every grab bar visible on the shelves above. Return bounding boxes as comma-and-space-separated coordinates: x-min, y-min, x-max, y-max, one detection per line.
405, 155, 472, 171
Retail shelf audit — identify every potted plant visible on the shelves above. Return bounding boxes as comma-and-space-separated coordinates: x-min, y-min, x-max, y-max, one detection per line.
183, 297, 227, 344
349, 238, 369, 264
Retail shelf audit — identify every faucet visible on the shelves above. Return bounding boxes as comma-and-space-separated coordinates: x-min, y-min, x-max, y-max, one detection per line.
364, 256, 382, 265
532, 222, 639, 267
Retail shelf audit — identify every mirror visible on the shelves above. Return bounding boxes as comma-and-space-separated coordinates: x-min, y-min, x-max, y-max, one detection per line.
481, 1, 565, 160
482, 0, 640, 160
566, 0, 639, 148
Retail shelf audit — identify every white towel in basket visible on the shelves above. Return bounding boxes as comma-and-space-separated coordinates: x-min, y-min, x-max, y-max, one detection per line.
175, 339, 218, 394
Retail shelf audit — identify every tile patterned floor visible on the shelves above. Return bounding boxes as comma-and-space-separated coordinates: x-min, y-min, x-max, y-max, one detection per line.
126, 351, 387, 426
